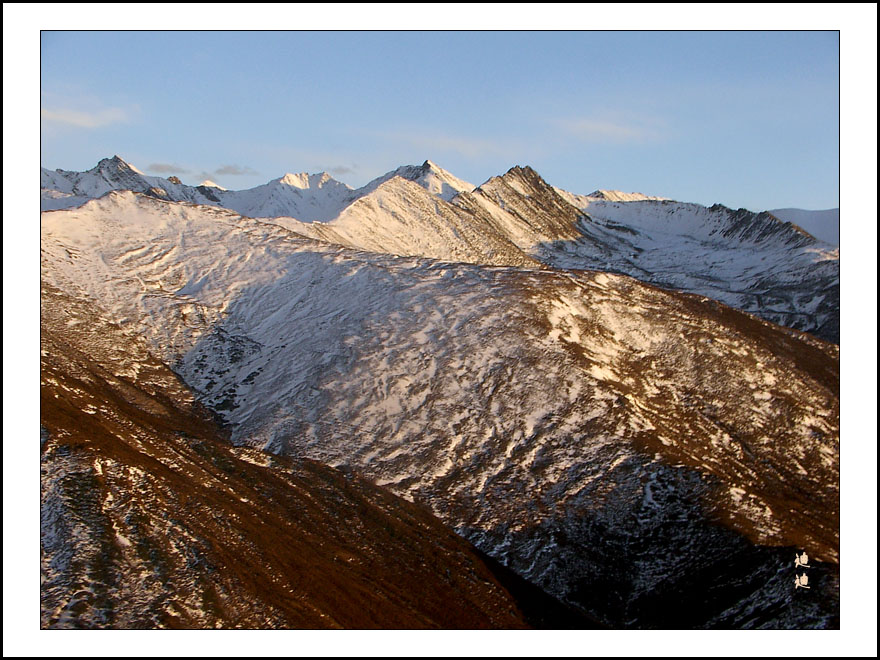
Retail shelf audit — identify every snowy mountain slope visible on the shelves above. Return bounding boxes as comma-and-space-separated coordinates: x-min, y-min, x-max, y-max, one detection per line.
453, 166, 586, 251
266, 176, 541, 268
264, 165, 839, 345
547, 195, 840, 342
41, 188, 95, 211
41, 192, 840, 627
554, 188, 670, 206
567, 198, 816, 247
41, 283, 552, 630
40, 156, 356, 220
39, 156, 469, 217
356, 160, 475, 201
211, 172, 355, 222
41, 156, 221, 209
769, 208, 840, 245
40, 157, 841, 343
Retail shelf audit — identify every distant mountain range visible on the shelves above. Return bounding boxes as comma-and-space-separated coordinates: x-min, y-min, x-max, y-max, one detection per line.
42, 156, 839, 342
41, 156, 839, 629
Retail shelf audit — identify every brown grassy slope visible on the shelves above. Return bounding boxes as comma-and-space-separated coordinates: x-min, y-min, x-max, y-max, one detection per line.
40, 285, 538, 629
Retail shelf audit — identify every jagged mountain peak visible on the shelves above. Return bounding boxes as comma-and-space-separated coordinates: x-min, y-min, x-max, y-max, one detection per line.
490, 164, 548, 185
507, 164, 539, 175
95, 154, 126, 167
477, 164, 558, 199
705, 204, 819, 246
90, 154, 144, 175
403, 158, 451, 174
359, 160, 474, 202
416, 158, 459, 178
41, 156, 161, 205
276, 171, 347, 190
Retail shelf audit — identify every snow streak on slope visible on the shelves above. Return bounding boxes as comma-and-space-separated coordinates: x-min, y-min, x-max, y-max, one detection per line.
41, 284, 542, 630
41, 192, 840, 627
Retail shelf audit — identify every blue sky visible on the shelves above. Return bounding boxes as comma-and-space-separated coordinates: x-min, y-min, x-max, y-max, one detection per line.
41, 30, 840, 211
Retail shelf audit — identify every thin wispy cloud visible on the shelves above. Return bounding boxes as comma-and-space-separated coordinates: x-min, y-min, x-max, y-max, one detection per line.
328, 165, 357, 176
40, 106, 132, 129
183, 165, 261, 186
552, 116, 666, 144
148, 163, 190, 175
214, 164, 259, 177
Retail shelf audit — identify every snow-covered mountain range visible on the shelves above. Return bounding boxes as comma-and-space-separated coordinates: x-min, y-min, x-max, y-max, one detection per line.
41, 156, 840, 628
42, 156, 840, 342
